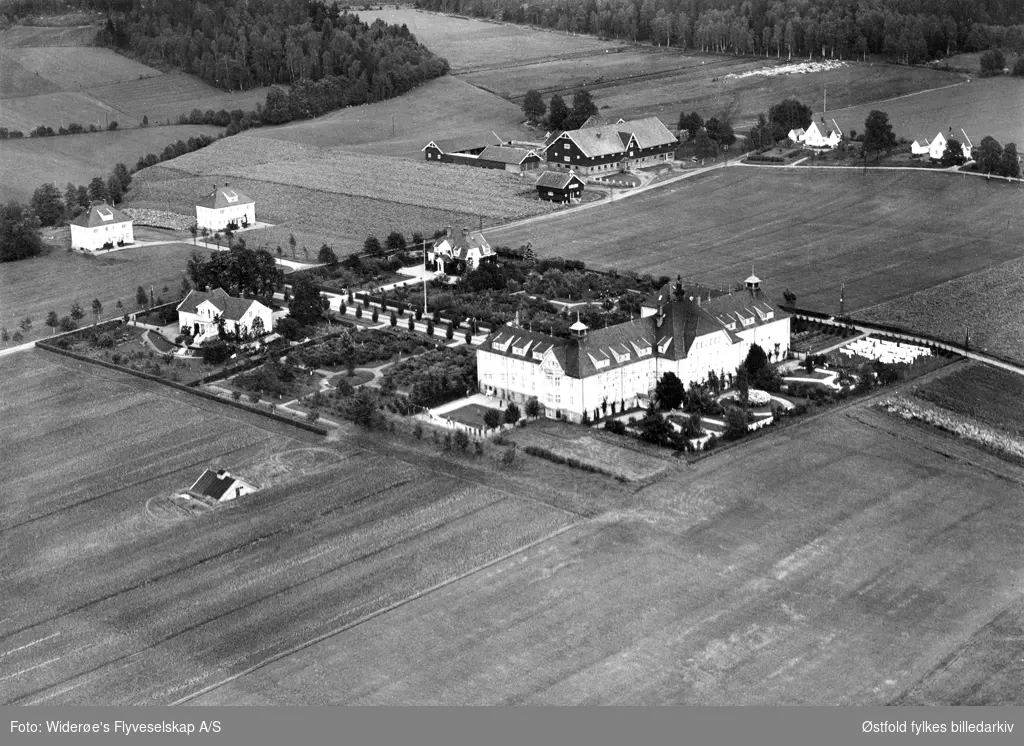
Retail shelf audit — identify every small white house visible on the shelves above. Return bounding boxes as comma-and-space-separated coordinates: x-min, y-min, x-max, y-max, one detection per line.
177, 288, 273, 343
69, 201, 133, 251
803, 119, 842, 149
185, 468, 257, 502
195, 184, 256, 232
788, 127, 806, 144
431, 226, 495, 274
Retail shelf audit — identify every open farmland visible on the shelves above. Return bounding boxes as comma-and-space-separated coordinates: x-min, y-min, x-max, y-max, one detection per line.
246, 76, 538, 158
485, 168, 1024, 315
128, 169, 484, 256
0, 240, 196, 341
0, 125, 221, 203
86, 73, 272, 127
589, 58, 961, 131
354, 8, 611, 71
130, 136, 557, 253
0, 46, 161, 90
465, 53, 960, 132
912, 363, 1024, 438
169, 136, 554, 222
0, 23, 99, 47
858, 252, 1024, 366
191, 403, 1024, 705
0, 351, 582, 705
827, 76, 1024, 149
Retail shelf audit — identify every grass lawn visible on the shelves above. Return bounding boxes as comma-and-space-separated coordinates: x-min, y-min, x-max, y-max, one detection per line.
0, 125, 223, 203
485, 168, 1024, 316
444, 402, 503, 429
0, 241, 198, 344
911, 363, 1024, 438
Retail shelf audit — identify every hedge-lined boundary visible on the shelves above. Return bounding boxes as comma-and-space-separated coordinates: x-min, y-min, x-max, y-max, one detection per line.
522, 445, 629, 483
35, 342, 329, 436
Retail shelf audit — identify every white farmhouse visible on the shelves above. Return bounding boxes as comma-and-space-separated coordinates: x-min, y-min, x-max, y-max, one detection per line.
185, 469, 257, 502
923, 130, 973, 162
431, 226, 495, 274
177, 288, 273, 343
476, 275, 790, 423
802, 119, 842, 149
69, 201, 134, 251
788, 127, 806, 144
195, 184, 256, 233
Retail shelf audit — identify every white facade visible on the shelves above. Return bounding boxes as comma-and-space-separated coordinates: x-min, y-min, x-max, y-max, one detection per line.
925, 132, 972, 161
195, 201, 256, 232
788, 128, 806, 143
477, 299, 790, 424
803, 120, 842, 149
70, 219, 134, 251
177, 293, 272, 344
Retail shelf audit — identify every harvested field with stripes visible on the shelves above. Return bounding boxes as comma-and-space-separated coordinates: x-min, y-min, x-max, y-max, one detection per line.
0, 352, 584, 704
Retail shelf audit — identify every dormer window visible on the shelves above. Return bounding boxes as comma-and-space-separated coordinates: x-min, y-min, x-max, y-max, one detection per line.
657, 336, 672, 354
532, 351, 544, 361
613, 350, 630, 363
491, 339, 511, 353
741, 316, 754, 327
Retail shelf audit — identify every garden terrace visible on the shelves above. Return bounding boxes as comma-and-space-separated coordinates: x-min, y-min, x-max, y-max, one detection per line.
287, 328, 442, 371
383, 346, 478, 409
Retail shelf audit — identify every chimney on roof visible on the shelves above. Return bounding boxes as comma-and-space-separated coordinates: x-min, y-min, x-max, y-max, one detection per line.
462, 226, 469, 237
674, 274, 683, 297
655, 303, 665, 327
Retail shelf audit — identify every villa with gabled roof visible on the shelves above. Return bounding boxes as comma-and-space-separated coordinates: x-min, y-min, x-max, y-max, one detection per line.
195, 183, 256, 232
177, 287, 273, 343
70, 201, 133, 251
476, 274, 790, 422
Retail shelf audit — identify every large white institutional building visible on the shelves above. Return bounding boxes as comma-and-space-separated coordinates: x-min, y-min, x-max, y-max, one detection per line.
477, 275, 791, 422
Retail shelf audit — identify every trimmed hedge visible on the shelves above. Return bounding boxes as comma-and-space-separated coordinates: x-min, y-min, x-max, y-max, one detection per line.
522, 445, 628, 482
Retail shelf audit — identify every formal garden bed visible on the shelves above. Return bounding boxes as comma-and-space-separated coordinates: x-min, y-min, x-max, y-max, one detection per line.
226, 360, 322, 402
43, 320, 233, 385
287, 327, 441, 371
380, 345, 478, 409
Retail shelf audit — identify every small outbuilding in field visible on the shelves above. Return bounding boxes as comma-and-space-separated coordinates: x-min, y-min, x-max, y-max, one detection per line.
536, 170, 585, 203
195, 183, 256, 232
185, 468, 257, 503
70, 201, 134, 251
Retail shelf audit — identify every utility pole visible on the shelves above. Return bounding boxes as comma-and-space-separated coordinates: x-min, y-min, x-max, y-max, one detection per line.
422, 239, 428, 317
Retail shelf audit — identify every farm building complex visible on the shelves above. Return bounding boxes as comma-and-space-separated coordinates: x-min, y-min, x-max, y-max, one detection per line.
542, 116, 678, 175
69, 201, 134, 251
177, 288, 273, 343
476, 275, 790, 422
790, 119, 843, 149
183, 469, 257, 502
195, 184, 256, 232
422, 137, 543, 173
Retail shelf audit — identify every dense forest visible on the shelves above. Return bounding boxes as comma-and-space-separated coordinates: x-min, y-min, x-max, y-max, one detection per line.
416, 0, 1024, 62
1, 1, 449, 102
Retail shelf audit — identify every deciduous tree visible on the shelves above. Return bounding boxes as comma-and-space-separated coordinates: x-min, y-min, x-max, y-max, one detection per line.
863, 110, 896, 161
978, 135, 1003, 175
548, 94, 570, 130
522, 89, 546, 123
30, 183, 64, 227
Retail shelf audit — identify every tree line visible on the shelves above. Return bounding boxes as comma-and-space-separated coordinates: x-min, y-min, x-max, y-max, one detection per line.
90, 0, 449, 116
417, 0, 1024, 63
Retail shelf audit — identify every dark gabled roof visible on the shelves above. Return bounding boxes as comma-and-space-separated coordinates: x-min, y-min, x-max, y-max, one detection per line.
701, 287, 789, 331
189, 469, 235, 500
536, 170, 583, 189
477, 145, 540, 165
485, 327, 568, 364
196, 186, 254, 209
568, 316, 656, 377
546, 117, 677, 158
70, 202, 131, 228
176, 288, 265, 322
423, 135, 501, 154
